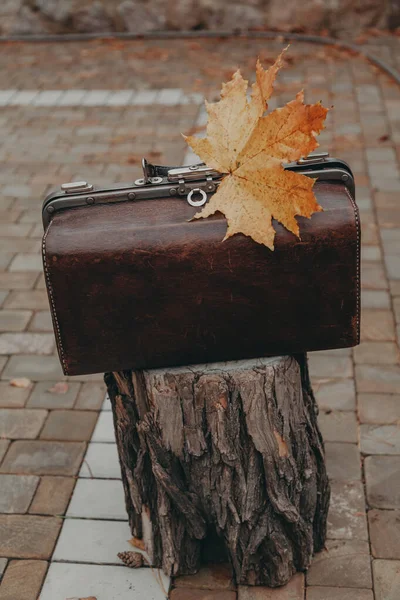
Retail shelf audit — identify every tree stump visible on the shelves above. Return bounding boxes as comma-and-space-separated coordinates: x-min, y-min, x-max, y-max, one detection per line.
104, 354, 330, 587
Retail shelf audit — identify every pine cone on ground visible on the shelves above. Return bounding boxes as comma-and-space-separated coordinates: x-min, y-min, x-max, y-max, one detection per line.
117, 550, 144, 568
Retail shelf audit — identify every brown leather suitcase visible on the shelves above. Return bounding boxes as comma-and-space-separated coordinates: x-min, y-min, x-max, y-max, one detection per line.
42, 153, 360, 376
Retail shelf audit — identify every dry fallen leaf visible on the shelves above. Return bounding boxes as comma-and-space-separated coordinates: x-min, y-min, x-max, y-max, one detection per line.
184, 47, 328, 249
48, 382, 69, 394
66, 597, 97, 600
129, 536, 146, 551
10, 378, 31, 389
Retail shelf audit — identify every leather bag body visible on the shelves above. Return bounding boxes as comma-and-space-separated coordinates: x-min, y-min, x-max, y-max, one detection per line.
42, 179, 360, 376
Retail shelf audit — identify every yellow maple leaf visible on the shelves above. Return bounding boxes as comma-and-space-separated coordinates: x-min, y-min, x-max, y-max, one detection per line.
184, 48, 329, 249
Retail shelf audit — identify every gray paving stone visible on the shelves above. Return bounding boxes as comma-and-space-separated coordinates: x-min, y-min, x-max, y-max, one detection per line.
57, 89, 87, 106
74, 381, 105, 410
354, 341, 399, 364
0, 558, 7, 580
27, 381, 80, 409
361, 424, 400, 455
53, 518, 132, 563
28, 310, 52, 332
325, 443, 361, 481
181, 92, 204, 105
318, 411, 358, 443
0, 474, 39, 513
0, 409, 47, 439
307, 588, 373, 600
67, 478, 127, 520
369, 509, 400, 559
307, 540, 371, 588
0, 333, 55, 355
358, 393, 400, 424
40, 562, 170, 600
356, 364, 400, 394
381, 228, 400, 254
0, 356, 7, 375
0, 440, 85, 476
2, 355, 65, 381
361, 262, 387, 289
4, 290, 49, 310
361, 246, 381, 261
385, 255, 400, 279
0, 90, 17, 106
0, 272, 37, 291
8, 90, 39, 106
157, 88, 183, 105
1, 187, 32, 200
80, 442, 121, 479
82, 90, 111, 106
0, 254, 13, 270
365, 455, 400, 509
0, 290, 9, 307
360, 309, 395, 341
328, 480, 368, 541
315, 379, 355, 411
130, 89, 158, 105
0, 310, 32, 332
33, 90, 64, 106
8, 253, 43, 272
308, 355, 353, 379
0, 440, 10, 464
106, 90, 134, 106
373, 560, 400, 600
91, 410, 115, 443
0, 381, 32, 408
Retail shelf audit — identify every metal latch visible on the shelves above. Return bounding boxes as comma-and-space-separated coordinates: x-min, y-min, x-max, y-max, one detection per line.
297, 151, 329, 165
168, 164, 222, 182
61, 181, 93, 194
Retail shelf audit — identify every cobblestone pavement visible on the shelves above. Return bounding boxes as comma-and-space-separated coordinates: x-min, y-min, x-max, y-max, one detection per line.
0, 36, 399, 600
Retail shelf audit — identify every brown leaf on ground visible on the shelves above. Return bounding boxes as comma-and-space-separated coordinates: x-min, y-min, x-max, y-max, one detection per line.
10, 377, 32, 388
48, 382, 69, 394
66, 597, 97, 600
184, 47, 328, 249
129, 536, 146, 551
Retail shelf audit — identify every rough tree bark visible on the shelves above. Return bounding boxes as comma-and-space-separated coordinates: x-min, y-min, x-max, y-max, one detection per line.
104, 354, 330, 587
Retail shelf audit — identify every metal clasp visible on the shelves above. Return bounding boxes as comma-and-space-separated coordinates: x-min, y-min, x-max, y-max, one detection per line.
297, 152, 329, 165
187, 188, 207, 207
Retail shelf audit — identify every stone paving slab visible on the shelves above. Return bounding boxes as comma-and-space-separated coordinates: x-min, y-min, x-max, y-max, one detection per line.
0, 559, 48, 600
0, 514, 61, 559
306, 540, 372, 589
40, 562, 170, 600
0, 475, 39, 514
369, 509, 400, 559
365, 456, 400, 509
28, 476, 75, 516
373, 560, 400, 600
52, 518, 132, 563
0, 440, 86, 476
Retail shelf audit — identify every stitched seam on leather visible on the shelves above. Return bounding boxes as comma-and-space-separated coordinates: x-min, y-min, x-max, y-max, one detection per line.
345, 186, 361, 342
42, 220, 69, 375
